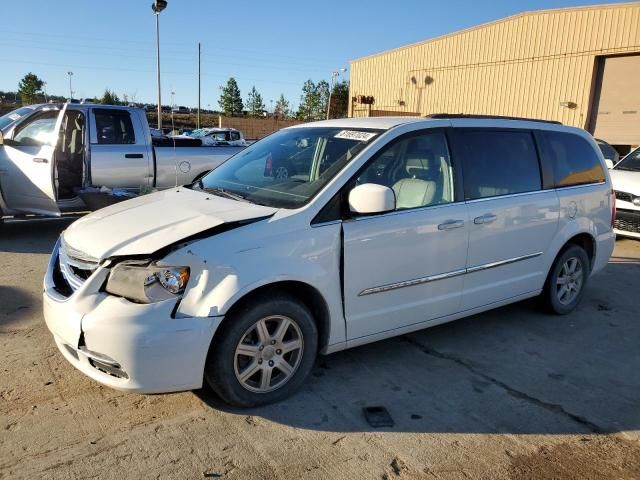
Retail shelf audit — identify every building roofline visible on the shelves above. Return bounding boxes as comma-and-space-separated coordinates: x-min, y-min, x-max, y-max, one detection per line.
350, 2, 640, 63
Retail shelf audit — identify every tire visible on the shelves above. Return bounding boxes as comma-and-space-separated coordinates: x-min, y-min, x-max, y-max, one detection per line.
204, 294, 318, 407
542, 245, 590, 315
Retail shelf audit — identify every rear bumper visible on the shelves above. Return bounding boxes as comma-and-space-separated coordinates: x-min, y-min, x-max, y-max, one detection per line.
43, 242, 223, 393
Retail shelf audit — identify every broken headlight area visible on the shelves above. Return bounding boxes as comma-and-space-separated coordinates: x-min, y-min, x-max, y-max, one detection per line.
105, 260, 190, 304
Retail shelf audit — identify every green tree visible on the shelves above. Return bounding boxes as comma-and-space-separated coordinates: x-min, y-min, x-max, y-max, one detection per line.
218, 77, 244, 116
328, 80, 349, 119
296, 80, 318, 121
100, 89, 121, 105
245, 86, 265, 117
17, 73, 44, 105
315, 80, 330, 119
273, 94, 290, 118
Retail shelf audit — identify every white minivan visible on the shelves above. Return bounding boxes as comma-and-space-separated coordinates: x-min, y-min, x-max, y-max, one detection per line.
43, 115, 616, 407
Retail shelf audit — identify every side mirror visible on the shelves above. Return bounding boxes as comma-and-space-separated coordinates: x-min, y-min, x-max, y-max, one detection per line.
349, 183, 395, 214
605, 159, 614, 169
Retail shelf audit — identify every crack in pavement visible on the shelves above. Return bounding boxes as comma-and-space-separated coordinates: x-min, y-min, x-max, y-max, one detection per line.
402, 336, 605, 434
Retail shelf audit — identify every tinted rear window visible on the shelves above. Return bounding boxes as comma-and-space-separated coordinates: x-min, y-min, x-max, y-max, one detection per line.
451, 130, 541, 200
541, 132, 605, 187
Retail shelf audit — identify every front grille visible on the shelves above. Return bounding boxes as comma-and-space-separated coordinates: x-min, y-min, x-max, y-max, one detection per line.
615, 209, 640, 234
57, 238, 99, 294
615, 191, 634, 203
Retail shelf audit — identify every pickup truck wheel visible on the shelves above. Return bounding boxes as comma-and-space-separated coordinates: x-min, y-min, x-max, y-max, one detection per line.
205, 294, 318, 407
542, 245, 590, 315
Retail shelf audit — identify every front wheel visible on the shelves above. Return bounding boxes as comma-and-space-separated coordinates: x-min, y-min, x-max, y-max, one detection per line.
542, 245, 590, 315
204, 294, 318, 407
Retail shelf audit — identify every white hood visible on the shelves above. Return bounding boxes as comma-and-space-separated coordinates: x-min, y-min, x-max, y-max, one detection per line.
610, 169, 640, 196
63, 188, 277, 259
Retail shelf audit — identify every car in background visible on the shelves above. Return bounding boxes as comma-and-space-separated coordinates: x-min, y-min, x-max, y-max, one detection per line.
609, 146, 640, 239
172, 106, 190, 115
596, 138, 620, 169
182, 127, 248, 147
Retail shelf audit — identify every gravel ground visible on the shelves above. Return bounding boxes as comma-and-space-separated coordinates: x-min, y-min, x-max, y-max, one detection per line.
1, 218, 639, 480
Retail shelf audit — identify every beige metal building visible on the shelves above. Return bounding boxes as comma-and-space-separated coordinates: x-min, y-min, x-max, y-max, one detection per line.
349, 2, 640, 150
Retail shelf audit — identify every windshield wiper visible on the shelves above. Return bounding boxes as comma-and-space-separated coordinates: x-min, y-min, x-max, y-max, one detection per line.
204, 186, 252, 203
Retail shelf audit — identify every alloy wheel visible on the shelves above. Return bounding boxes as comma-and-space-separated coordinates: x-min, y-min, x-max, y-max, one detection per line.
556, 257, 584, 305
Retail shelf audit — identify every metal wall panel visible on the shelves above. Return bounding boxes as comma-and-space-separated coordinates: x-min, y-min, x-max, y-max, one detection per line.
349, 2, 640, 139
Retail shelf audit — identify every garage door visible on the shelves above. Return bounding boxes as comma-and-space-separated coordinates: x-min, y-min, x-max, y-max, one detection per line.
590, 55, 640, 145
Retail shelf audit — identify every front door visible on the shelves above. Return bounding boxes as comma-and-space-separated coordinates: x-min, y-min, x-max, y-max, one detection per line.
343, 129, 469, 341
449, 128, 560, 310
0, 105, 66, 216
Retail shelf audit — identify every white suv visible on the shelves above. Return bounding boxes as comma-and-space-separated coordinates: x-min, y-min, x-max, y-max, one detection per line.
43, 115, 616, 407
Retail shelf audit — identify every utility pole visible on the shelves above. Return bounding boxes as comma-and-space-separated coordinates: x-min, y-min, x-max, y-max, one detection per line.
67, 71, 74, 100
152, 1, 167, 130
326, 68, 347, 120
197, 42, 201, 129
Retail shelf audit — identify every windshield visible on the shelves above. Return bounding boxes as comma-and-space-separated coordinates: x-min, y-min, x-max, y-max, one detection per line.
198, 127, 381, 208
614, 147, 640, 172
0, 107, 34, 131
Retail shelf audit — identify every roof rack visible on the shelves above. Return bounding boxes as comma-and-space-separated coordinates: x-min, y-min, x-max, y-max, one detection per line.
425, 113, 562, 125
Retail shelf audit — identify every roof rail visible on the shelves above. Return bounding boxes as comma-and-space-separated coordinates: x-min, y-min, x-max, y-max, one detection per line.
425, 113, 562, 125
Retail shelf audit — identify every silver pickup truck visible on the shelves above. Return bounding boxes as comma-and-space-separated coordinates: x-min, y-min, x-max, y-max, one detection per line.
0, 103, 244, 219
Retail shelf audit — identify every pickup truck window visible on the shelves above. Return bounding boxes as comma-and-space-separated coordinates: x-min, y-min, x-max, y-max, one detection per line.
230, 131, 240, 141
94, 109, 135, 145
0, 106, 34, 131
198, 127, 381, 208
13, 111, 59, 146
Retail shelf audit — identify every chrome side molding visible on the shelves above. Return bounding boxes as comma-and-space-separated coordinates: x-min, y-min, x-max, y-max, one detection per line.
358, 252, 543, 296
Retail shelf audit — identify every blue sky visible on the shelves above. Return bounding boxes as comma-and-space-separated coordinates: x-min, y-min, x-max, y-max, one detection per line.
0, 0, 628, 111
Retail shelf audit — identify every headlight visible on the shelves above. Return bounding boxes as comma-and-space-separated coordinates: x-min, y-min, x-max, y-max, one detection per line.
105, 261, 190, 304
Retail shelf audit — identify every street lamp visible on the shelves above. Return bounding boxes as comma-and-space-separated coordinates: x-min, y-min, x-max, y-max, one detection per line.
326, 68, 347, 120
152, 0, 167, 129
67, 71, 74, 100
42, 82, 48, 103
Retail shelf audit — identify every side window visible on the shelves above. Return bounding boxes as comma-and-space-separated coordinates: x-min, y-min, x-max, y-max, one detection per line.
542, 132, 606, 187
230, 131, 240, 141
355, 131, 455, 210
452, 130, 541, 200
13, 111, 59, 146
94, 110, 135, 145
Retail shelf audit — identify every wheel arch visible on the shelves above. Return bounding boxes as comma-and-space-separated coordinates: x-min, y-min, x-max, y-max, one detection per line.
213, 280, 333, 354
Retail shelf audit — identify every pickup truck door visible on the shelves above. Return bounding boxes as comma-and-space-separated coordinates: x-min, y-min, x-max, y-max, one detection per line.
89, 108, 152, 188
0, 105, 66, 216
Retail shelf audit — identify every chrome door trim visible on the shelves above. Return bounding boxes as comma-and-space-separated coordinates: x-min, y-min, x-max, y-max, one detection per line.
466, 251, 543, 273
358, 268, 467, 296
358, 251, 543, 296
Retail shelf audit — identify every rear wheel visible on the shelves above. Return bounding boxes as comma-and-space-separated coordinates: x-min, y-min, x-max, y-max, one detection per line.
542, 245, 590, 315
204, 294, 318, 407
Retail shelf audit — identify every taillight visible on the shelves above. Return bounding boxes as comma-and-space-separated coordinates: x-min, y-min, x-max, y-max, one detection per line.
611, 188, 616, 228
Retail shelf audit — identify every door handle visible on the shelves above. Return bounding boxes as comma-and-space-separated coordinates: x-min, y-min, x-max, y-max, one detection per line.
474, 213, 497, 225
33, 157, 49, 164
125, 153, 144, 159
438, 219, 465, 231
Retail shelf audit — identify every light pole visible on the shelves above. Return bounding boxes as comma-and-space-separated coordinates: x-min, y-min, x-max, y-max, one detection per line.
43, 82, 48, 103
67, 71, 74, 100
152, 0, 167, 129
326, 68, 347, 120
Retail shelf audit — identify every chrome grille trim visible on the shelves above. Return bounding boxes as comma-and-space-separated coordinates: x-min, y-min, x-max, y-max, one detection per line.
58, 237, 99, 292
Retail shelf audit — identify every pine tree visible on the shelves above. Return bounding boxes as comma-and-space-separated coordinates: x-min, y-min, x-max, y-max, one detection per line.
329, 80, 349, 119
100, 89, 121, 105
219, 78, 244, 116
273, 94, 290, 119
246, 86, 265, 117
297, 80, 317, 121
17, 73, 44, 105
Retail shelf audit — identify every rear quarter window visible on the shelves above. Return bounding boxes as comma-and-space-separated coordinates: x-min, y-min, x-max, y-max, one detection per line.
540, 132, 605, 187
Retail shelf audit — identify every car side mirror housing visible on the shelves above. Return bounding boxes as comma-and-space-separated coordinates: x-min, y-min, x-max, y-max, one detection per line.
349, 183, 396, 214
604, 159, 614, 169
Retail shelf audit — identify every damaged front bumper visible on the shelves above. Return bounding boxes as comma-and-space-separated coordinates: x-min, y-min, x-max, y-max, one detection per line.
43, 240, 223, 393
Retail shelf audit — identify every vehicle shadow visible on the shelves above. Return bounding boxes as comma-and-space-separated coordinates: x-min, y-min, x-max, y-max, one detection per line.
195, 260, 640, 435
0, 286, 36, 330
0, 217, 75, 254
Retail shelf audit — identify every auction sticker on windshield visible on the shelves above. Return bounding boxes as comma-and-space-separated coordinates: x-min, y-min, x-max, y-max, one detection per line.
334, 130, 378, 142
